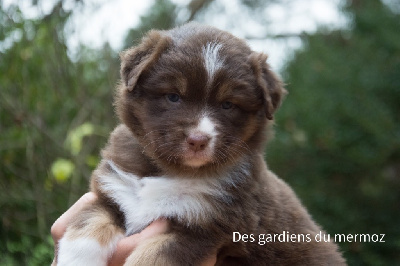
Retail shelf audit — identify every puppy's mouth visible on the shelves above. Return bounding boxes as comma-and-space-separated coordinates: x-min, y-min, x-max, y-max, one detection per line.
182, 133, 214, 167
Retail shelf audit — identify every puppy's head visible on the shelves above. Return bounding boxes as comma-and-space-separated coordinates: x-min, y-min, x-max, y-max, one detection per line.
116, 23, 286, 172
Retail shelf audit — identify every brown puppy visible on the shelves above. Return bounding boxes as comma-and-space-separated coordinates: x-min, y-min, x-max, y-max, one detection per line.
57, 23, 345, 265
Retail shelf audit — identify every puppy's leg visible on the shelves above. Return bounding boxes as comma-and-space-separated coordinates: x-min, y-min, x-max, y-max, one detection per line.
124, 232, 216, 266
57, 203, 124, 266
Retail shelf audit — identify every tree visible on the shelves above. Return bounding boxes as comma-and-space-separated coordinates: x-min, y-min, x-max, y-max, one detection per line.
267, 0, 400, 264
0, 1, 118, 264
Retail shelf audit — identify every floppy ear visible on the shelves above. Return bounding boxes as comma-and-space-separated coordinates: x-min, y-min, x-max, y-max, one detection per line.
248, 52, 287, 120
120, 30, 172, 91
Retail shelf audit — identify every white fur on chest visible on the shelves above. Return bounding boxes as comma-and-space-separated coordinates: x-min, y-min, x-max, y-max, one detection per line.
99, 161, 227, 235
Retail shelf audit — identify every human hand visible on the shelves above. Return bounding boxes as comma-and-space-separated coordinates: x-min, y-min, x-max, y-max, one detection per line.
51, 192, 216, 266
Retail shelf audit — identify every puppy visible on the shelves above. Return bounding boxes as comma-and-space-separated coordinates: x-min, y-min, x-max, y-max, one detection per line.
57, 23, 345, 265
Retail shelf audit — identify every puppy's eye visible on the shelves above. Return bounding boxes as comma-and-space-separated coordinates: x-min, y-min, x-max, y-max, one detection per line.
166, 93, 180, 103
221, 101, 233, 109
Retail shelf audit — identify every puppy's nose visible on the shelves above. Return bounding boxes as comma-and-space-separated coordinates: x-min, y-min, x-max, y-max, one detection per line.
187, 134, 210, 152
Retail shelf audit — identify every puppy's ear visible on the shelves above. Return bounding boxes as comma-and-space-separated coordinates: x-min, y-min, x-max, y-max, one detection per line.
248, 52, 287, 120
120, 30, 171, 91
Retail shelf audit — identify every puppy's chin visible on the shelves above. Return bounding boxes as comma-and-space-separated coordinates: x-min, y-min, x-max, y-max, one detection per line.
183, 156, 210, 168
182, 150, 213, 168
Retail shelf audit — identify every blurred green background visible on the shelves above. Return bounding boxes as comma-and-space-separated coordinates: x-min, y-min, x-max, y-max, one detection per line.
1, 0, 399, 265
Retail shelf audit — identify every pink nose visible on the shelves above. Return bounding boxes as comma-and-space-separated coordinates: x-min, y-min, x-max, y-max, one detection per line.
187, 134, 210, 152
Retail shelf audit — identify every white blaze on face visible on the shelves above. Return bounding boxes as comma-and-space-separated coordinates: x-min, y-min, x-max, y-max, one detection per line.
198, 116, 218, 138
202, 42, 224, 85
184, 116, 218, 167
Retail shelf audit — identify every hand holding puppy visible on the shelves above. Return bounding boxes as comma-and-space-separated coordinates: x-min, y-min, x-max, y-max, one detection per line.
51, 193, 217, 266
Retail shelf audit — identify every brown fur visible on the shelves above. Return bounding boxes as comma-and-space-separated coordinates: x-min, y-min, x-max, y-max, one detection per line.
61, 23, 345, 265
65, 203, 124, 246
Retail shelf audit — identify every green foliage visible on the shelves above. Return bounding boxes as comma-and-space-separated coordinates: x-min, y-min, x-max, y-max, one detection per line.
65, 122, 96, 156
0, 2, 118, 264
51, 158, 75, 183
0, 235, 54, 266
268, 0, 400, 264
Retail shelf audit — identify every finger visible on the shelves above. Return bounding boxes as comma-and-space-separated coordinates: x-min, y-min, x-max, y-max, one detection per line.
108, 219, 169, 266
137, 218, 169, 242
200, 253, 217, 266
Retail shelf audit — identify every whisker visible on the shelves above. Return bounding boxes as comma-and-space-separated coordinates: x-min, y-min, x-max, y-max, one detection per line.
223, 135, 252, 154
154, 141, 181, 160
141, 135, 166, 154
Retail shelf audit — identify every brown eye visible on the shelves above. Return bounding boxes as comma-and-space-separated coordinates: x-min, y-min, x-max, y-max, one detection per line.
166, 93, 180, 102
221, 101, 233, 109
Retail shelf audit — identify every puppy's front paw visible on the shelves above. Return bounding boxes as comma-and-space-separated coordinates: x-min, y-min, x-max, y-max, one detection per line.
57, 235, 122, 266
124, 233, 211, 266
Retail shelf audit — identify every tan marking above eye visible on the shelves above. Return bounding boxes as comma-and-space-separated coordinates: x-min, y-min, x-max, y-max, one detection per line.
174, 76, 187, 95
149, 73, 187, 96
215, 80, 252, 102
